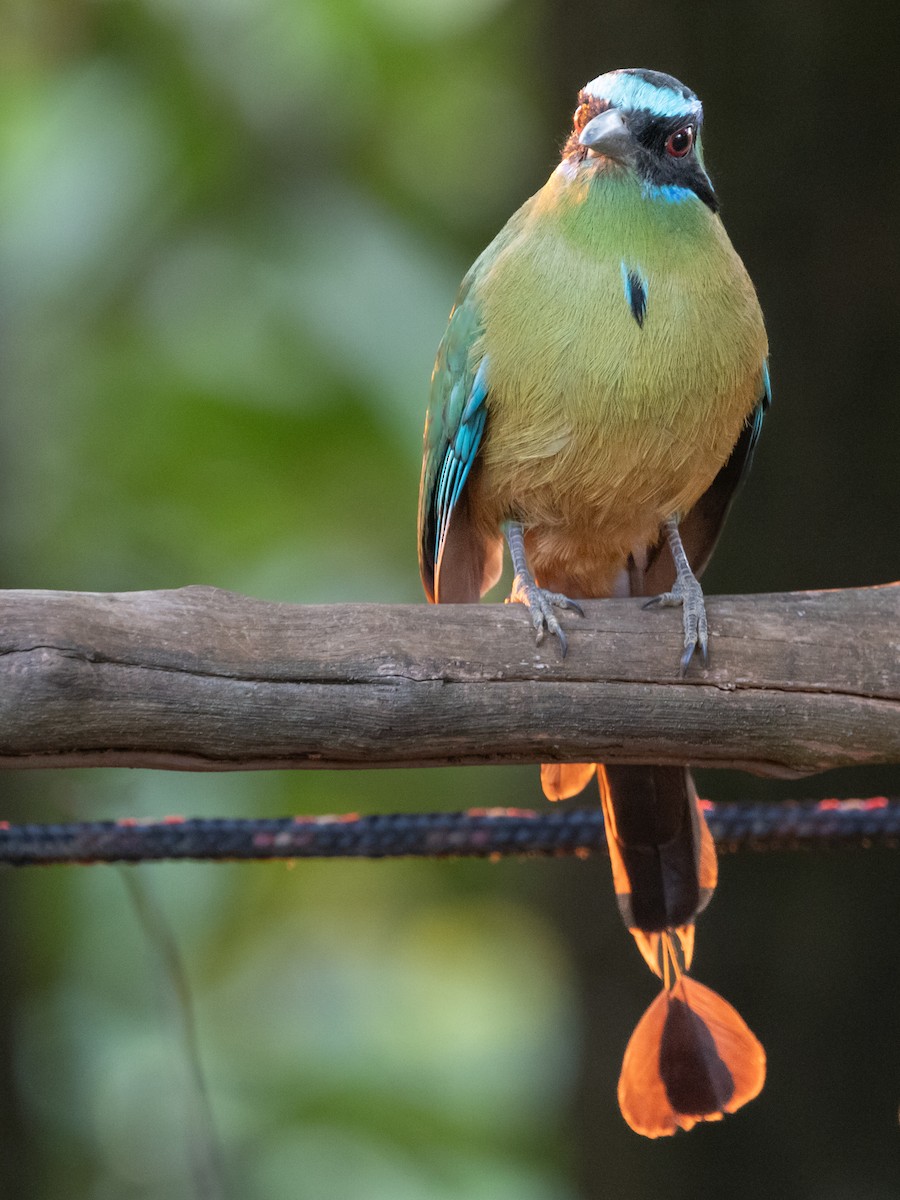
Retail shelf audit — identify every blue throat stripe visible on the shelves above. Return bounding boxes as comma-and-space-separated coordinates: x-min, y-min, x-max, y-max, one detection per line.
641, 181, 696, 204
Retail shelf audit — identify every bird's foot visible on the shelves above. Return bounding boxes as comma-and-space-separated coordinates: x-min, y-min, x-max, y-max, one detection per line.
643, 574, 709, 675
508, 572, 584, 658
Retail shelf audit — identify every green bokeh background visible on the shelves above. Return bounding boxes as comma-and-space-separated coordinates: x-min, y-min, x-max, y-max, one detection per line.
1, 1, 898, 1197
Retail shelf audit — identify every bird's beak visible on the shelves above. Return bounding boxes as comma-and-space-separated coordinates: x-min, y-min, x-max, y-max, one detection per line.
578, 108, 636, 163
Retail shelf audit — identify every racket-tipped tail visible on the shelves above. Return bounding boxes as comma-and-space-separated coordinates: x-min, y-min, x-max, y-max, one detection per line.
618, 969, 766, 1138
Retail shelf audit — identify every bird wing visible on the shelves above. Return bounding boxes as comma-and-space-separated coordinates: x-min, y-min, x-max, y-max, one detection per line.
418, 269, 498, 603
641, 359, 771, 594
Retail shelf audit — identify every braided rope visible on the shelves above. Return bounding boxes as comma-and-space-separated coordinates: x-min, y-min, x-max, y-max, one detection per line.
0, 798, 896, 866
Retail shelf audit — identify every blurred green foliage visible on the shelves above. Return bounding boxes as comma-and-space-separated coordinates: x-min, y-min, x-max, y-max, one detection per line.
0, 1, 898, 1198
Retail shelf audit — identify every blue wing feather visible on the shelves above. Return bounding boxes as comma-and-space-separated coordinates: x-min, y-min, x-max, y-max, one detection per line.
417, 272, 491, 601
434, 356, 489, 564
745, 357, 771, 467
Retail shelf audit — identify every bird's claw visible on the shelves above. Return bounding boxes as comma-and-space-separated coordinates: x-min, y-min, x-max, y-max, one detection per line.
509, 574, 584, 658
643, 576, 709, 675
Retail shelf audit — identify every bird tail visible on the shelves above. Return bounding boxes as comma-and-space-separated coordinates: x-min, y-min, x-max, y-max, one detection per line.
542, 762, 765, 1134
541, 763, 715, 931
617, 956, 766, 1137
598, 764, 716, 935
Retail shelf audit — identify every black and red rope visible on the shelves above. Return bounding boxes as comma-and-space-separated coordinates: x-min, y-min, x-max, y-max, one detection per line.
0, 798, 896, 866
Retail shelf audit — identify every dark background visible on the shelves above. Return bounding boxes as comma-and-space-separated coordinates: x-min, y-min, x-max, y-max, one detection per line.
0, 1, 897, 1196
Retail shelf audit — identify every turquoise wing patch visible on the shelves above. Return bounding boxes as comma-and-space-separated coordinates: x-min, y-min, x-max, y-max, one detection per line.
745, 357, 771, 468
432, 356, 488, 565
418, 276, 489, 600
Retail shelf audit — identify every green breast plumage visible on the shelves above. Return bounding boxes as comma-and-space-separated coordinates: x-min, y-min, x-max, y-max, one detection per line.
474, 167, 767, 532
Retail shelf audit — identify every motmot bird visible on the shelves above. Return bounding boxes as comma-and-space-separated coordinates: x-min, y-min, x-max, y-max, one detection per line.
418, 68, 769, 1136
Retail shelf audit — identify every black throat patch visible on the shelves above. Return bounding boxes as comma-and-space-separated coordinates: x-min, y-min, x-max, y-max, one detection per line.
562, 89, 718, 213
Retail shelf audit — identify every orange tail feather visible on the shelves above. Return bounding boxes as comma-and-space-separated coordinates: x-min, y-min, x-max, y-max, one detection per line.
540, 762, 596, 801
631, 924, 695, 977
618, 972, 766, 1138
698, 801, 718, 892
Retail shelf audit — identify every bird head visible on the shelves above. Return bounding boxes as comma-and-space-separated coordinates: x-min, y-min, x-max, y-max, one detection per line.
564, 68, 717, 211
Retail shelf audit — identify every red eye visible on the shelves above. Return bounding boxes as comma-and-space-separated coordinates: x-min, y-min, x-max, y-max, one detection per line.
666, 126, 694, 157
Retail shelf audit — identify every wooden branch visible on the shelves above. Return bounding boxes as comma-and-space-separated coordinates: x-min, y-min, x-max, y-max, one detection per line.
0, 585, 896, 777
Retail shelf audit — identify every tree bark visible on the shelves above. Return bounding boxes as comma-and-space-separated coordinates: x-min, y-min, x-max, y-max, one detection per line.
0, 584, 896, 776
